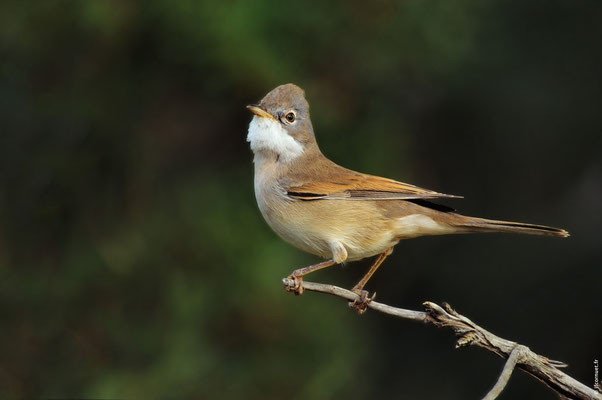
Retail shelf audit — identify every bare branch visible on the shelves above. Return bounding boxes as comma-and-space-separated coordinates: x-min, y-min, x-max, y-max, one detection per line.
283, 278, 602, 400
289, 279, 426, 322
482, 345, 526, 400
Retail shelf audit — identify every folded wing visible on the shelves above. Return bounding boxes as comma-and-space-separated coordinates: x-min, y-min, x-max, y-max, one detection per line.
282, 155, 461, 201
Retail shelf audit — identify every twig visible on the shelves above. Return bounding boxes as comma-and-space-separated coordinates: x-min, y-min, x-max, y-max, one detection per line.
283, 278, 602, 400
482, 345, 526, 400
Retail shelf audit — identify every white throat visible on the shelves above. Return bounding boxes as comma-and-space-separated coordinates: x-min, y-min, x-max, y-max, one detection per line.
247, 116, 304, 163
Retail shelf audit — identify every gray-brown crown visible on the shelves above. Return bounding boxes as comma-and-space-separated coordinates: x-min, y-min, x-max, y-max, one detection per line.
258, 84, 316, 146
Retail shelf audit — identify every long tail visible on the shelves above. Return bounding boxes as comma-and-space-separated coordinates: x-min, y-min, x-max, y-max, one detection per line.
453, 216, 569, 237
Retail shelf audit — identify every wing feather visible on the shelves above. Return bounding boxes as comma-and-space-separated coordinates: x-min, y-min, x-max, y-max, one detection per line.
282, 155, 461, 201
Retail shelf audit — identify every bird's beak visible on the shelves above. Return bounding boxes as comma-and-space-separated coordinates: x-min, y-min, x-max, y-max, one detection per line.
246, 104, 277, 120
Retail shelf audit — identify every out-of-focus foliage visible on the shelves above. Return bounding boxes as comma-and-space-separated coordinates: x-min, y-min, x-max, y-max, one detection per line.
1, 1, 600, 399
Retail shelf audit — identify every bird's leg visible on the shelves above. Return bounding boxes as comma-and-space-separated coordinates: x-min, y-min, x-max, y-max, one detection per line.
349, 247, 394, 314
285, 259, 337, 295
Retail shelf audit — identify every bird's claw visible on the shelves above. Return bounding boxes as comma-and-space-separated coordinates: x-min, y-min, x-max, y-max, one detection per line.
284, 275, 304, 295
349, 289, 375, 314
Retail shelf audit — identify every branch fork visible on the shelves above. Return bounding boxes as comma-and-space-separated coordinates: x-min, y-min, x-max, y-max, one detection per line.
282, 278, 601, 400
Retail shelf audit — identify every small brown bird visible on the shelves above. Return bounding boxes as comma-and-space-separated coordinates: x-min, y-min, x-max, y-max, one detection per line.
246, 83, 568, 312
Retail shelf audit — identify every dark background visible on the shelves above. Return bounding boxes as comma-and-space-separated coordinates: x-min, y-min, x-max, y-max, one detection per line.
1, 1, 601, 399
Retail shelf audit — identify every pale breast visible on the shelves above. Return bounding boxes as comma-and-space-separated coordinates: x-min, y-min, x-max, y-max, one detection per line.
256, 187, 398, 261
252, 153, 405, 261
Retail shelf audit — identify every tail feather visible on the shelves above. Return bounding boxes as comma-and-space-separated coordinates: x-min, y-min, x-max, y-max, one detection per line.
455, 216, 569, 237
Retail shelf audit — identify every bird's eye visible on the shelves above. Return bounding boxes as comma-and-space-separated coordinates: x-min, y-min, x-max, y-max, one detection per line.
285, 112, 296, 123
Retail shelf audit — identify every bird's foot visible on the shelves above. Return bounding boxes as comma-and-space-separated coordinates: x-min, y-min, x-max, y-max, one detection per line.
349, 289, 375, 314
284, 274, 304, 295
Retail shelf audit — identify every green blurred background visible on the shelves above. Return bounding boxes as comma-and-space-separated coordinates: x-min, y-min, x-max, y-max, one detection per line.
1, 1, 601, 399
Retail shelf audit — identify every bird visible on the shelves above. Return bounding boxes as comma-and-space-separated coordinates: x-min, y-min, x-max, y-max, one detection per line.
246, 83, 569, 313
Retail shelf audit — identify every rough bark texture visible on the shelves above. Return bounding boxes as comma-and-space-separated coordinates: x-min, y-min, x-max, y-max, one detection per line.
283, 278, 602, 400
